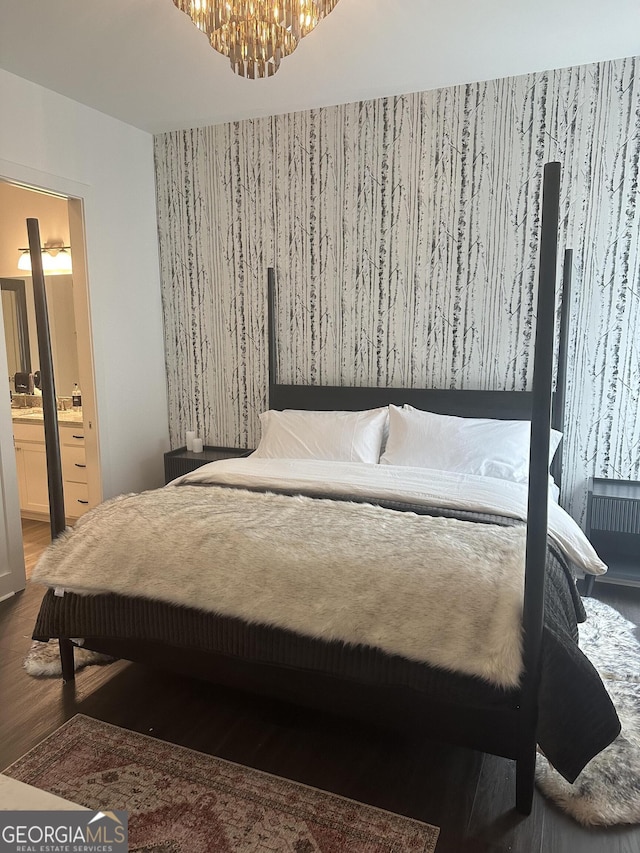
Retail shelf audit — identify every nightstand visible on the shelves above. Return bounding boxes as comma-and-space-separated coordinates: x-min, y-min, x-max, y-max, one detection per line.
584, 477, 640, 594
164, 445, 252, 484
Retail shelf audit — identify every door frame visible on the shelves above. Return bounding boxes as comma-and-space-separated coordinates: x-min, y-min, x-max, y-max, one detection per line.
0, 293, 25, 598
0, 159, 102, 596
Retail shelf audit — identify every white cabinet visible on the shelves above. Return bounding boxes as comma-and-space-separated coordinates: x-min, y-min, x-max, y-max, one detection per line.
14, 424, 50, 515
13, 421, 90, 521
60, 428, 89, 519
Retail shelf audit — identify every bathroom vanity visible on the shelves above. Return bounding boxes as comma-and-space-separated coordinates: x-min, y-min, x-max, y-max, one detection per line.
12, 410, 89, 521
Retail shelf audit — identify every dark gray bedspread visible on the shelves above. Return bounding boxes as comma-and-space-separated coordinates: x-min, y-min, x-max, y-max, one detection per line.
32, 488, 620, 783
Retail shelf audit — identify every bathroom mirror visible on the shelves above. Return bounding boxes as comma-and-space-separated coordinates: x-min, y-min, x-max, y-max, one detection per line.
1, 278, 31, 379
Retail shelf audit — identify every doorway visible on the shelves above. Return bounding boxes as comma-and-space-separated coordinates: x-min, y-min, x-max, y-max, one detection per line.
0, 180, 101, 588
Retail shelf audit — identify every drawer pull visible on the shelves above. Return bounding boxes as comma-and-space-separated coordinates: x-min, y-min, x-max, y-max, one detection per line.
77, 499, 89, 505
72, 434, 84, 440
74, 463, 87, 468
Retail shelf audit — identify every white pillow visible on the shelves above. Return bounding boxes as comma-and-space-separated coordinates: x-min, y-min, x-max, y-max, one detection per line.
380, 405, 562, 483
251, 408, 388, 463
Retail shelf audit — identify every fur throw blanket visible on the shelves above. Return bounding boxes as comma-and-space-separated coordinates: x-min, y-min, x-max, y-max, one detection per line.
32, 485, 528, 687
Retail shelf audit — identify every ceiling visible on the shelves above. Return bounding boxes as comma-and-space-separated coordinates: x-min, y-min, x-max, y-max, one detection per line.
1, 0, 639, 134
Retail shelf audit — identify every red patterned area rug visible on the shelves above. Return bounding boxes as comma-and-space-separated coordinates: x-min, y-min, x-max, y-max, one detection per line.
3, 715, 439, 852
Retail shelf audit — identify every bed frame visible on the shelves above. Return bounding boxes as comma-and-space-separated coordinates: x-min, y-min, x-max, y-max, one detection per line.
265, 161, 566, 814
56, 162, 567, 816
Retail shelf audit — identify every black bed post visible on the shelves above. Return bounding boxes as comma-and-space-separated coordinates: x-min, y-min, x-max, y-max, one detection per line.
26, 218, 75, 683
516, 162, 561, 815
550, 249, 573, 493
267, 267, 277, 408
27, 219, 65, 541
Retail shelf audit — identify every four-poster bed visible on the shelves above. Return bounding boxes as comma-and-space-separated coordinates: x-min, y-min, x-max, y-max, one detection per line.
30, 162, 619, 815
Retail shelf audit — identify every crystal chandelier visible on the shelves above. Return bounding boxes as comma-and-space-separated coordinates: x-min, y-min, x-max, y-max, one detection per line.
172, 0, 340, 79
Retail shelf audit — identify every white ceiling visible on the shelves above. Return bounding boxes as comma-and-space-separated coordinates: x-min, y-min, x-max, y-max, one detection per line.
1, 0, 639, 134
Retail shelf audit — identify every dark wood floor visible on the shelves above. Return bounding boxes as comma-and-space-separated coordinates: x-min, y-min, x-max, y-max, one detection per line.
1, 579, 639, 852
20, 518, 51, 579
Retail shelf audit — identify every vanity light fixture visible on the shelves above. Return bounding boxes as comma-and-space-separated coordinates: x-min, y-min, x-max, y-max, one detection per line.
172, 0, 340, 79
18, 243, 73, 275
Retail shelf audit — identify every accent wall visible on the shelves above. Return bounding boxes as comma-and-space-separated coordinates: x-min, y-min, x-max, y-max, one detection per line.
154, 55, 640, 520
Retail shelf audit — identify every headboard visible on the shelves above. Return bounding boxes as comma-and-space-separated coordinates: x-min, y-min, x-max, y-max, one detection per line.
266, 245, 571, 486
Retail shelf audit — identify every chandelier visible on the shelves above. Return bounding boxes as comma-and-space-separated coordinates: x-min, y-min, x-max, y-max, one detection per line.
172, 0, 340, 79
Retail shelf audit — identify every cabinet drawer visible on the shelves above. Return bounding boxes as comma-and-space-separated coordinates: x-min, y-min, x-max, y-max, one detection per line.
13, 422, 45, 443
64, 481, 90, 518
60, 428, 85, 447
591, 497, 640, 535
62, 445, 88, 483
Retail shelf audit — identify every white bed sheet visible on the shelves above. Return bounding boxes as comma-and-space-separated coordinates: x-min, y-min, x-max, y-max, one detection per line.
174, 458, 606, 576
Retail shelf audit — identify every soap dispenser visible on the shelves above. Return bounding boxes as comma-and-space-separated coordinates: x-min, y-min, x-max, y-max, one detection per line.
72, 383, 82, 411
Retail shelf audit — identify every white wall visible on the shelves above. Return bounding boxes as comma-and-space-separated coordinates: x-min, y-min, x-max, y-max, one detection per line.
0, 182, 70, 275
0, 68, 169, 498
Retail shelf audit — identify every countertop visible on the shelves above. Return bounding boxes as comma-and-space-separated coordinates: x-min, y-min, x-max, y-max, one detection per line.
11, 407, 84, 426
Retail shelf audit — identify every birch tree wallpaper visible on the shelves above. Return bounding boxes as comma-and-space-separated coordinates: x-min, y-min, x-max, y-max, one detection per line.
154, 55, 640, 520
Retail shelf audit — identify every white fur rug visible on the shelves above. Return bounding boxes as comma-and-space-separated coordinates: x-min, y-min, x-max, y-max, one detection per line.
536, 597, 640, 826
23, 640, 113, 677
